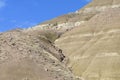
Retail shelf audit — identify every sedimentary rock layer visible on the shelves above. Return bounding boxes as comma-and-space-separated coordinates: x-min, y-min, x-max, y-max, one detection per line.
55, 7, 120, 80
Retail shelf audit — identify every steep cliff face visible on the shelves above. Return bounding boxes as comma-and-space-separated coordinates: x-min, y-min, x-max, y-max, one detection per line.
55, 0, 120, 80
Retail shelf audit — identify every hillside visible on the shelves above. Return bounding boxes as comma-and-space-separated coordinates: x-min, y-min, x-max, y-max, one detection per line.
0, 29, 80, 80
55, 0, 120, 80
0, 0, 120, 80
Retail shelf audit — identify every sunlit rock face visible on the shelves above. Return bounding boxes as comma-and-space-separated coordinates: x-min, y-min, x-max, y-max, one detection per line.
55, 0, 120, 80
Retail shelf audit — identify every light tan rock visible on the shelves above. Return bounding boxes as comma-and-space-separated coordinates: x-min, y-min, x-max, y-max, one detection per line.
55, 8, 120, 80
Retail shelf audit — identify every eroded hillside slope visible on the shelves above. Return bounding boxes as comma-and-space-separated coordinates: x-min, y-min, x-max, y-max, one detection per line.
0, 0, 120, 80
0, 29, 80, 80
55, 7, 120, 80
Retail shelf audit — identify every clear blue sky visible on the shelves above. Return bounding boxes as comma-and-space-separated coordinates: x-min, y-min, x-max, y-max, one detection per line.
0, 0, 91, 32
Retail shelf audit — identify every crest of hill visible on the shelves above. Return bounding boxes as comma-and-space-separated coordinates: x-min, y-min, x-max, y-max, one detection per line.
28, 0, 120, 35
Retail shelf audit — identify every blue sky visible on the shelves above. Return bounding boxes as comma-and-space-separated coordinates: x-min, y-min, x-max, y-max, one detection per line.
0, 0, 91, 32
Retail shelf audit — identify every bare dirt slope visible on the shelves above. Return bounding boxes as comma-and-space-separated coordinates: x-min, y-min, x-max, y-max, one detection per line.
0, 29, 80, 80
55, 7, 120, 80
0, 0, 120, 80
54, 0, 120, 80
